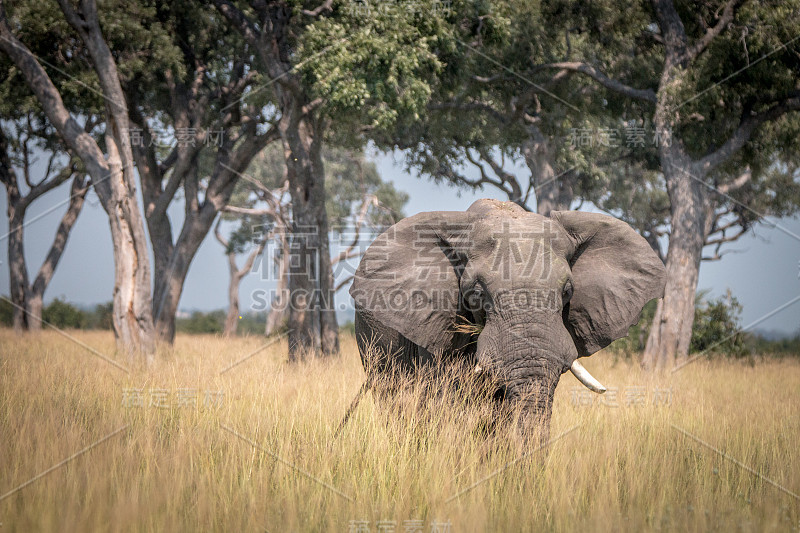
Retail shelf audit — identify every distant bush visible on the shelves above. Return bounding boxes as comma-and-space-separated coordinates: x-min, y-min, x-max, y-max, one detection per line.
0, 296, 13, 326
609, 289, 748, 358
176, 310, 225, 334
43, 298, 88, 329
746, 332, 800, 356
236, 311, 269, 335
84, 301, 114, 330
339, 320, 356, 336
607, 298, 657, 356
690, 290, 746, 357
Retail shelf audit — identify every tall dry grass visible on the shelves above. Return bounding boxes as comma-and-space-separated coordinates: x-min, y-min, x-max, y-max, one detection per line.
0, 328, 798, 532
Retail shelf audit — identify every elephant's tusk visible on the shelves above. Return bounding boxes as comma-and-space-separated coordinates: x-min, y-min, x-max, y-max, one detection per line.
570, 360, 607, 394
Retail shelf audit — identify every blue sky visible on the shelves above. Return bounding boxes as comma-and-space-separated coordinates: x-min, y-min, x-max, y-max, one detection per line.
1, 149, 799, 336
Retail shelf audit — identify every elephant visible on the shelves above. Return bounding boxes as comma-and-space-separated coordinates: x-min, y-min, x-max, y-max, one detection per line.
349, 199, 666, 439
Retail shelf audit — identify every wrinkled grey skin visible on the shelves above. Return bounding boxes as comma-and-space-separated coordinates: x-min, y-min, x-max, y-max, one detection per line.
350, 199, 666, 438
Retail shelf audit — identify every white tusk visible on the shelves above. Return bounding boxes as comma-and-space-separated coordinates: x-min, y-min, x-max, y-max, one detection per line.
474, 364, 483, 374
570, 360, 607, 394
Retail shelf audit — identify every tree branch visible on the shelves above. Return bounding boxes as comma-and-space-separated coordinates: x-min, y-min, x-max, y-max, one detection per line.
535, 62, 657, 102
335, 274, 354, 293
427, 101, 508, 125
698, 94, 800, 173
685, 0, 742, 61
474, 148, 523, 202
0, 2, 110, 183
26, 161, 77, 207
211, 0, 298, 92
302, 0, 333, 17
222, 205, 275, 217
332, 193, 377, 266
651, 0, 689, 64
31, 173, 90, 295
716, 167, 751, 194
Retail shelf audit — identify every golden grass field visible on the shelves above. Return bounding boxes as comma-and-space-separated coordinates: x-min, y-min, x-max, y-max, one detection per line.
1, 328, 798, 532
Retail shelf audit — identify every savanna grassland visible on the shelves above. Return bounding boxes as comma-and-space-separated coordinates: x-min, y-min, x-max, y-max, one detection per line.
1, 328, 798, 532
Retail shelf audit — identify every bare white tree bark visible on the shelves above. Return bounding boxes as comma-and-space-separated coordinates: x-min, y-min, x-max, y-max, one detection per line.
0, 0, 155, 359
214, 219, 269, 337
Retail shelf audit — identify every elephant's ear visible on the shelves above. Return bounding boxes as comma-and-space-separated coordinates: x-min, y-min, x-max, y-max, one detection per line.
551, 211, 666, 357
350, 211, 476, 354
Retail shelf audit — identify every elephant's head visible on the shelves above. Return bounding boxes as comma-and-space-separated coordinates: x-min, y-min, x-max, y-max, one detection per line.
350, 199, 666, 434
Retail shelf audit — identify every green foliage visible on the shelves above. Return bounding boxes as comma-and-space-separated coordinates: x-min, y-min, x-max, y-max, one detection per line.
0, 297, 12, 326
690, 290, 747, 357
299, 0, 446, 134
746, 333, 800, 357
607, 298, 659, 356
339, 320, 356, 336
0, 298, 113, 330
610, 289, 748, 358
86, 302, 114, 330
42, 298, 87, 329
236, 312, 270, 336
234, 143, 408, 249
176, 310, 226, 335
381, 0, 662, 213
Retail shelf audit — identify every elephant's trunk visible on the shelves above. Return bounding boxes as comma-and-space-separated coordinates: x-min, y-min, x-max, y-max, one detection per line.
477, 322, 564, 442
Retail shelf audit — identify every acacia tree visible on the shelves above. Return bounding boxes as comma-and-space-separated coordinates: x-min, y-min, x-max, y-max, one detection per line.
378, 0, 653, 217
122, 1, 280, 343
536, 0, 800, 368
214, 217, 271, 337
214, 172, 289, 337
212, 0, 441, 357
217, 143, 407, 338
0, 117, 88, 331
0, 0, 156, 357
395, 0, 799, 368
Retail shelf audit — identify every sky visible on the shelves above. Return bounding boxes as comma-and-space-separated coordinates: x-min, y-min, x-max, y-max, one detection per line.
1, 149, 799, 337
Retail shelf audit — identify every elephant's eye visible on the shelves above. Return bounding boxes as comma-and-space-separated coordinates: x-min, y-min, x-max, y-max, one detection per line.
562, 279, 574, 304
466, 281, 491, 312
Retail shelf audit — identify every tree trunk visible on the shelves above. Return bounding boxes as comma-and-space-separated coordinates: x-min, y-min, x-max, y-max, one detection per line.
150, 196, 223, 343
7, 209, 29, 332
27, 174, 89, 332
280, 105, 339, 358
0, 6, 156, 360
265, 241, 290, 336
147, 209, 178, 342
1, 129, 28, 332
26, 293, 43, 332
100, 126, 156, 359
642, 150, 706, 370
315, 154, 340, 355
214, 217, 270, 338
70, 2, 157, 358
151, 244, 191, 344
208, 0, 338, 357
224, 264, 243, 337
522, 132, 574, 216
